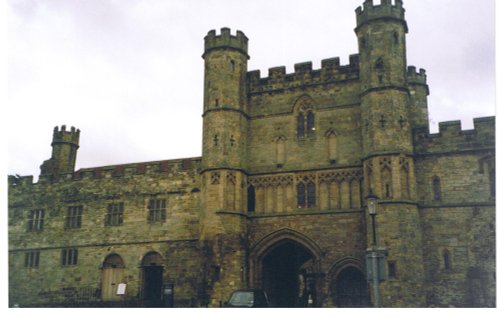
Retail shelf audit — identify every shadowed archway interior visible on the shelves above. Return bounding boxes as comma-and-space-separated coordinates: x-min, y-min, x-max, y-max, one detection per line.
333, 266, 369, 307
261, 240, 313, 307
141, 252, 164, 307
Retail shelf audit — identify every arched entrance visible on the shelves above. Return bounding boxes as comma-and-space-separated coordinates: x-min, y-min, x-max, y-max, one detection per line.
141, 251, 164, 307
101, 253, 125, 302
251, 229, 322, 308
332, 266, 369, 307
262, 240, 314, 307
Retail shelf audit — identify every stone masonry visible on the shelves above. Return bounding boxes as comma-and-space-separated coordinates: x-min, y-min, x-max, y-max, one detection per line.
8, 0, 495, 308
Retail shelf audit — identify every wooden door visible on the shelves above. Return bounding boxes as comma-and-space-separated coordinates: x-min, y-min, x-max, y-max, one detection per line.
102, 267, 124, 301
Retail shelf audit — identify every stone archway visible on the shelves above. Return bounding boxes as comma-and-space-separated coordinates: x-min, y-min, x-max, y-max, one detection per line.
250, 229, 322, 308
328, 259, 370, 307
140, 251, 164, 307
101, 253, 125, 302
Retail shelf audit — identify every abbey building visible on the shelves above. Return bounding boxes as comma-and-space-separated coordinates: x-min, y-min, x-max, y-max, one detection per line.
8, 0, 495, 307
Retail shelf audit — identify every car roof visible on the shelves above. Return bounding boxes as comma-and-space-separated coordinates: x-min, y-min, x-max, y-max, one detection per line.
231, 289, 265, 292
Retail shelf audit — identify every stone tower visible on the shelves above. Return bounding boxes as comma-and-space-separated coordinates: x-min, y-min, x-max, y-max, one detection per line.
200, 28, 250, 305
356, 0, 425, 306
39, 125, 80, 179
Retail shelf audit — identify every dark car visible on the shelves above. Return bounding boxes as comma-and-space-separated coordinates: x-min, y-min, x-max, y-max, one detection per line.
225, 289, 270, 308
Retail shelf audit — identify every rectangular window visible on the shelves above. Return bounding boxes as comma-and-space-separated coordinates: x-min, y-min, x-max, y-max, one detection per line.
105, 203, 124, 226
148, 199, 167, 223
24, 251, 40, 268
61, 248, 78, 266
27, 209, 45, 232
65, 205, 83, 229
388, 261, 397, 279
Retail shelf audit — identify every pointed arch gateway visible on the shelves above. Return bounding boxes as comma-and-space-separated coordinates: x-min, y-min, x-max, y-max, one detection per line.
249, 229, 323, 307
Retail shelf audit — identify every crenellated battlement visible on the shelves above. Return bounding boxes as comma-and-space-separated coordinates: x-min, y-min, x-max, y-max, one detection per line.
355, 0, 406, 30
414, 117, 495, 154
71, 157, 202, 181
407, 66, 427, 85
248, 54, 359, 94
203, 27, 248, 57
10, 158, 202, 186
52, 125, 80, 146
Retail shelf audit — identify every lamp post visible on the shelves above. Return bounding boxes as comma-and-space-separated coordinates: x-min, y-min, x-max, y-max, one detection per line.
365, 194, 384, 308
367, 194, 378, 246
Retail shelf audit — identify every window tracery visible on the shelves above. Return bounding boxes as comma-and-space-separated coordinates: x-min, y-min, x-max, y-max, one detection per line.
294, 96, 316, 139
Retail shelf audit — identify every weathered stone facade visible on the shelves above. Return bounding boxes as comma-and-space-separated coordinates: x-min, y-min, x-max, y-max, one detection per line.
8, 0, 495, 308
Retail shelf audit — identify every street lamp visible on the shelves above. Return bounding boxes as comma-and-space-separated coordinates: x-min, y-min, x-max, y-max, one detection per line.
366, 194, 378, 246
365, 194, 385, 308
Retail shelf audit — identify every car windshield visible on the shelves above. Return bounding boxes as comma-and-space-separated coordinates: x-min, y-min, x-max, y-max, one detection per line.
228, 291, 254, 306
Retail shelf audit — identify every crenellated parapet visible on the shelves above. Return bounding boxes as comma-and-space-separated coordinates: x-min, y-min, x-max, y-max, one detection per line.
72, 157, 202, 181
10, 158, 202, 186
407, 66, 426, 85
248, 54, 359, 94
407, 66, 429, 97
355, 0, 406, 31
414, 117, 495, 154
203, 27, 248, 58
52, 125, 80, 147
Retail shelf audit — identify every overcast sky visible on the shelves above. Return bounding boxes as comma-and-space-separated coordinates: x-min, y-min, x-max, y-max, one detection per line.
7, 0, 496, 179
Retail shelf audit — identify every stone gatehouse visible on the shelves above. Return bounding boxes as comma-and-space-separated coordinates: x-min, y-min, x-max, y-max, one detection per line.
8, 0, 495, 307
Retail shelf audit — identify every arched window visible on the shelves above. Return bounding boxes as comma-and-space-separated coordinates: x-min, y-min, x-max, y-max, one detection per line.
294, 96, 316, 140
326, 130, 337, 164
443, 249, 452, 271
297, 183, 306, 208
307, 182, 316, 207
432, 176, 441, 201
297, 181, 316, 208
297, 113, 305, 138
297, 110, 315, 139
247, 185, 256, 213
381, 167, 392, 199
276, 136, 286, 167
306, 112, 315, 138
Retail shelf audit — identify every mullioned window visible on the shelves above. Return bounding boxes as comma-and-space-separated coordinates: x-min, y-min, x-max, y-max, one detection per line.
65, 205, 83, 229
61, 248, 78, 266
105, 203, 124, 226
27, 209, 44, 232
147, 199, 167, 223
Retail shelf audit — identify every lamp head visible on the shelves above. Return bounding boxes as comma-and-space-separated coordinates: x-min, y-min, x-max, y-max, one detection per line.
366, 194, 378, 215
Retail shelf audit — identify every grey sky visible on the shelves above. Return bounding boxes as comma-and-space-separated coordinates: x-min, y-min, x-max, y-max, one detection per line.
7, 0, 496, 178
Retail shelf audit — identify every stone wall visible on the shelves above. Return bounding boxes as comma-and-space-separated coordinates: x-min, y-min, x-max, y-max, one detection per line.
7, 0, 496, 308
415, 144, 495, 307
8, 158, 203, 307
